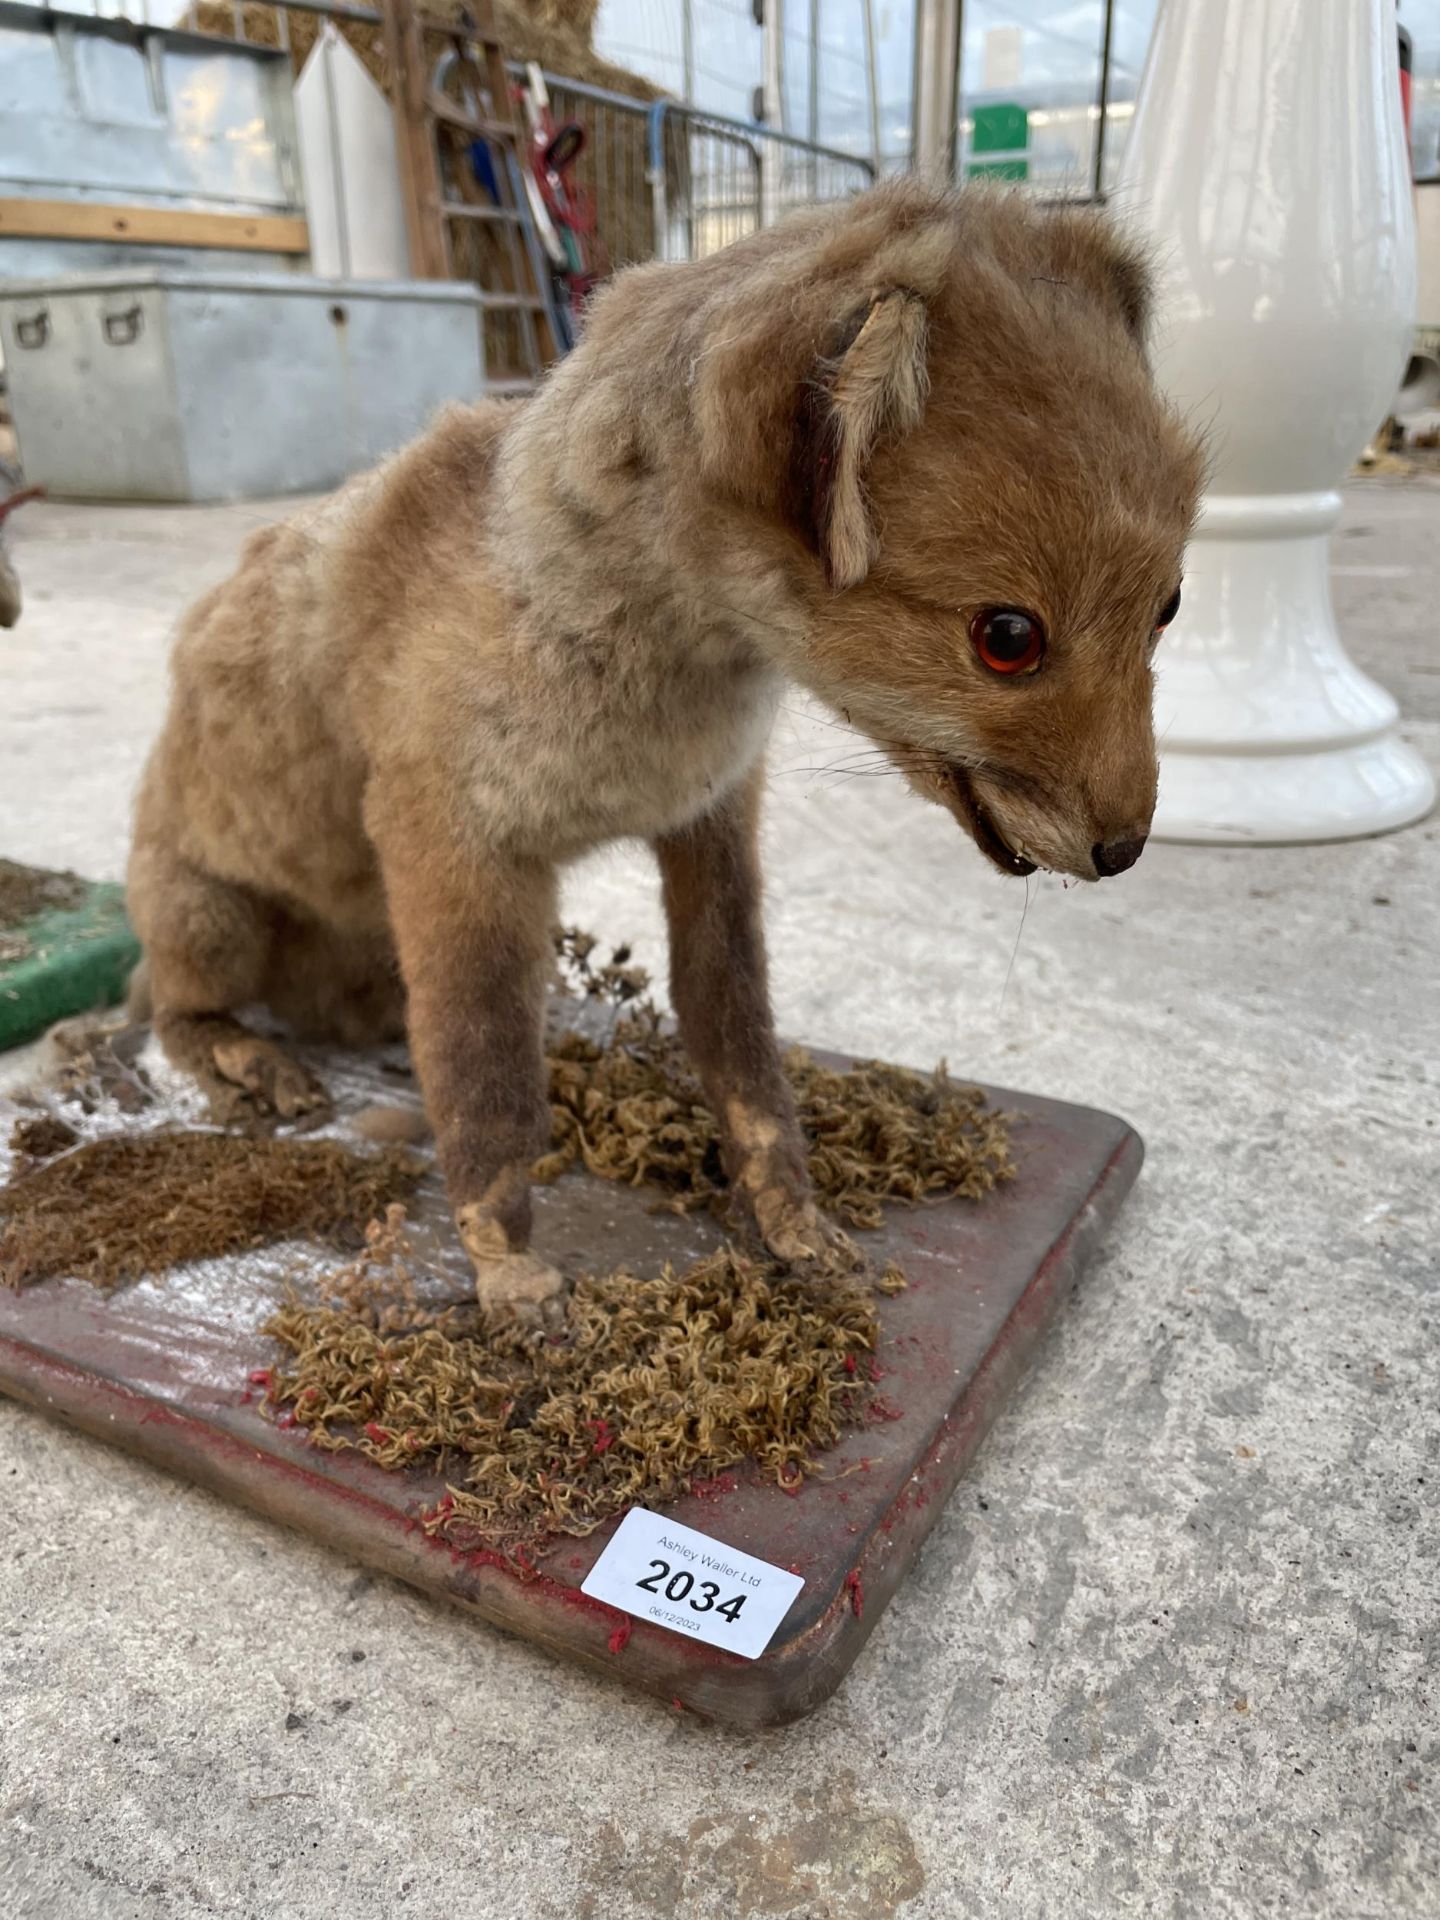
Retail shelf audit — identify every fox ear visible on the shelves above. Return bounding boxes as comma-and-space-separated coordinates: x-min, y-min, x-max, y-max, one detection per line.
797, 288, 930, 589
1041, 206, 1154, 350
1103, 246, 1152, 347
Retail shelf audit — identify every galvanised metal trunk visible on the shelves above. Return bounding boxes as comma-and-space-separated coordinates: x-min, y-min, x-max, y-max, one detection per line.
0, 269, 486, 501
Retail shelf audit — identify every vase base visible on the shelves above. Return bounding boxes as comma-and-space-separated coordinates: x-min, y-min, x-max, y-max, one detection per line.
1152, 734, 1436, 845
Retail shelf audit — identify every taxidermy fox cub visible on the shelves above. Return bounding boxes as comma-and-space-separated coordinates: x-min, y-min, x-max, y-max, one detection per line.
128, 179, 1205, 1313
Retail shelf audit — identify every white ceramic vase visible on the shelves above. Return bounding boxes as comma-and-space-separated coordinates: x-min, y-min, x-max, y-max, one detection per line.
1117, 0, 1435, 843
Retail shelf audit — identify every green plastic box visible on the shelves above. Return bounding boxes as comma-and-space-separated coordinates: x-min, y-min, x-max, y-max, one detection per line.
0, 861, 140, 1052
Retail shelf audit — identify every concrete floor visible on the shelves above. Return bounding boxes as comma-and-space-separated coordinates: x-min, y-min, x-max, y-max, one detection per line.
0, 483, 1437, 1920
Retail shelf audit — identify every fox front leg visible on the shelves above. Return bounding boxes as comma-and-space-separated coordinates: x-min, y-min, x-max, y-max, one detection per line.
655, 769, 851, 1270
370, 780, 562, 1317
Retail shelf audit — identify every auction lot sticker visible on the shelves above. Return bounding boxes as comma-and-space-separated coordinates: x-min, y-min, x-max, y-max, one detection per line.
582, 1508, 805, 1660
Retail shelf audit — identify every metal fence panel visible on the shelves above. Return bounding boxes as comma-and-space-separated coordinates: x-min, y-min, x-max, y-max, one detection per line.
645, 99, 874, 263
504, 70, 874, 277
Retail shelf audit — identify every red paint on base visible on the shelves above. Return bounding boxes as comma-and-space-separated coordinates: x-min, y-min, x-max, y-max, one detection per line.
689, 1471, 739, 1501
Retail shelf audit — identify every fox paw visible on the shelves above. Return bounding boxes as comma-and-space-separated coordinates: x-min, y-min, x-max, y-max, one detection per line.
751, 1188, 861, 1276
209, 1034, 331, 1122
456, 1203, 568, 1326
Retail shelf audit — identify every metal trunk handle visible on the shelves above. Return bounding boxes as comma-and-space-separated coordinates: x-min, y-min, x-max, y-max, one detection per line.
14, 309, 49, 349
102, 305, 144, 346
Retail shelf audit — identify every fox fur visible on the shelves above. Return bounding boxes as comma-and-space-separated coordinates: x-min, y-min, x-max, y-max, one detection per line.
128, 179, 1205, 1311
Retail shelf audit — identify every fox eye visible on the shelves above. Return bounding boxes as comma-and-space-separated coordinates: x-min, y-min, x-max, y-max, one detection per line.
1156, 585, 1182, 631
970, 607, 1046, 676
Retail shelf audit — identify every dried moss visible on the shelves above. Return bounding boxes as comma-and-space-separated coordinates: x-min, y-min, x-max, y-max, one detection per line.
0, 1132, 423, 1289
540, 933, 1014, 1227
265, 1213, 879, 1554
0, 859, 91, 963
6, 1112, 79, 1168
0, 858, 88, 931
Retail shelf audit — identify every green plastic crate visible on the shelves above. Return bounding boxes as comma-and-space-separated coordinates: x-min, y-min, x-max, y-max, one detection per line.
0, 861, 140, 1051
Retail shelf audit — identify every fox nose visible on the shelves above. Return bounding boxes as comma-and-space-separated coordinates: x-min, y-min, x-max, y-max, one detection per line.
1092, 835, 1147, 878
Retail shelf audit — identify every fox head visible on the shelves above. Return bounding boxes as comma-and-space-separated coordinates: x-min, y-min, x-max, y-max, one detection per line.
683, 183, 1207, 881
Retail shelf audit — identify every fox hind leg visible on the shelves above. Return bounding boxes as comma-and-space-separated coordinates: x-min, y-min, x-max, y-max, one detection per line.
127, 847, 329, 1123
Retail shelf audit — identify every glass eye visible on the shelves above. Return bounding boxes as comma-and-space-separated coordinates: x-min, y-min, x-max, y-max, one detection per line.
970, 607, 1046, 676
1156, 585, 1182, 631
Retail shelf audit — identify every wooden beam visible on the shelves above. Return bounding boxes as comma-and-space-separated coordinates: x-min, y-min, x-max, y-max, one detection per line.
0, 198, 309, 255
381, 0, 450, 280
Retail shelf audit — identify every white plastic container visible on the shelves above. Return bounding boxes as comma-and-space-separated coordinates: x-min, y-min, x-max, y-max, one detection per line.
0, 270, 486, 501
